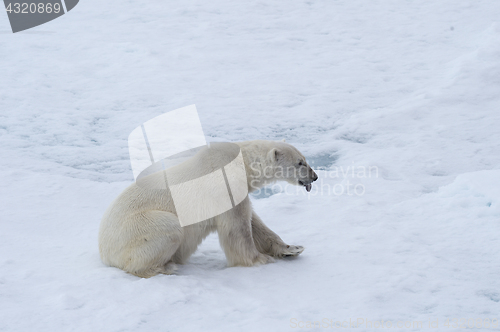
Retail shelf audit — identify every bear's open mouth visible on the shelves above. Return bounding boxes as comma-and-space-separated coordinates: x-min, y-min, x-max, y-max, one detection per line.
299, 180, 312, 192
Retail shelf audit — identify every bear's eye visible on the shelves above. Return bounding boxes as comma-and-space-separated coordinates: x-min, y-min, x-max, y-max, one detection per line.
298, 161, 304, 166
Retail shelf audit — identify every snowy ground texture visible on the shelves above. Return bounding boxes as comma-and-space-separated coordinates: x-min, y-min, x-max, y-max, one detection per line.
1, 1, 500, 331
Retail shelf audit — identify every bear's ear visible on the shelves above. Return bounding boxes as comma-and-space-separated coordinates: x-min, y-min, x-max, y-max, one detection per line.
267, 148, 281, 162
281, 138, 286, 143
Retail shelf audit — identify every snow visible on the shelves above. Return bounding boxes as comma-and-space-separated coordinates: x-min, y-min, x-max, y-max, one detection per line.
1, 0, 500, 331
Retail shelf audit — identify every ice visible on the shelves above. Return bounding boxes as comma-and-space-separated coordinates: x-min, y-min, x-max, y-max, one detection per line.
1, 1, 500, 331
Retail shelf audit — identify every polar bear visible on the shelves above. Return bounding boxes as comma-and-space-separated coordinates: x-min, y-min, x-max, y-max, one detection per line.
98, 140, 318, 278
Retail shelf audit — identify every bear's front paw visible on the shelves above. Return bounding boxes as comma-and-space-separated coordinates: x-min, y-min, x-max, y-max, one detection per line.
278, 245, 304, 257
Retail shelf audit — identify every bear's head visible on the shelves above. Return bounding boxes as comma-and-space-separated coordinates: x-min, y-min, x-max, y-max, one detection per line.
266, 142, 318, 192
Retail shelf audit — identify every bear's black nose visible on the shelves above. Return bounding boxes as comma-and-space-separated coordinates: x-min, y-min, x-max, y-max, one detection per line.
313, 172, 318, 181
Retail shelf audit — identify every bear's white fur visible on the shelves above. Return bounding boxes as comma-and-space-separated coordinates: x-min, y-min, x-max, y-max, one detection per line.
98, 140, 318, 278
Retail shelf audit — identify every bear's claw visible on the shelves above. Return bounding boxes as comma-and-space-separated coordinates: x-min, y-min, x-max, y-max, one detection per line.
280, 245, 304, 257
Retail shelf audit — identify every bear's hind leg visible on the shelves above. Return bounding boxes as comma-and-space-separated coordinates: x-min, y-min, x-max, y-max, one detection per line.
133, 261, 178, 278
123, 211, 183, 278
